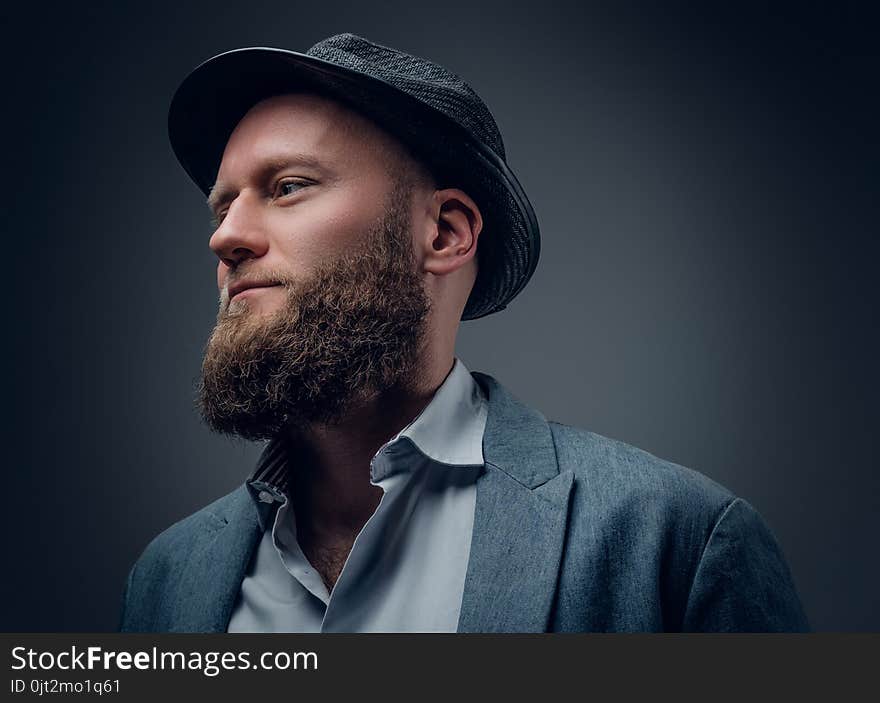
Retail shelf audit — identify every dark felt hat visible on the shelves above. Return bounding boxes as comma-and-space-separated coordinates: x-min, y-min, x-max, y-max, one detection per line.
168, 32, 540, 320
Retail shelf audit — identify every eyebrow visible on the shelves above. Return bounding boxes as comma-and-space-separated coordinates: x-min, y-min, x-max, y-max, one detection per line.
206, 153, 327, 214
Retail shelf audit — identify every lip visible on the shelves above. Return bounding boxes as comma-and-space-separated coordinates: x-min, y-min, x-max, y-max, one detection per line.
227, 281, 281, 301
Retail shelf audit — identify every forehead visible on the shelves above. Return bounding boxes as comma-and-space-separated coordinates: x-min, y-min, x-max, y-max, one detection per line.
216, 92, 394, 179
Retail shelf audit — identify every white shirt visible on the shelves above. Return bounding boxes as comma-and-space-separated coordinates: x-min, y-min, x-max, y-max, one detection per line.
227, 357, 488, 632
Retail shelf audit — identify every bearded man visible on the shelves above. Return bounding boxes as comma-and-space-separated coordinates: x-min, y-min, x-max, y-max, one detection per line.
118, 33, 810, 632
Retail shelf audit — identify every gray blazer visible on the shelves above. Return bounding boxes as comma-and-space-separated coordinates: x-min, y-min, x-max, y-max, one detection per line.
118, 371, 810, 632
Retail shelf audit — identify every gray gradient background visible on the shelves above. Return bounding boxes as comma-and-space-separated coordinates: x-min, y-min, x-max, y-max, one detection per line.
5, 2, 878, 631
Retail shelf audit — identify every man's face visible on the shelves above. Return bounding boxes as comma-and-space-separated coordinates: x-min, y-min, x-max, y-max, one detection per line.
197, 92, 432, 440
207, 92, 417, 317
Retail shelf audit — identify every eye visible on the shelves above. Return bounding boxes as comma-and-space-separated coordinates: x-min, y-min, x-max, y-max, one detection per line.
210, 179, 310, 230
277, 179, 309, 197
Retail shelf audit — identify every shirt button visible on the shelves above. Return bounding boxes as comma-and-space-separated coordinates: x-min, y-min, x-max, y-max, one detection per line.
258, 490, 275, 504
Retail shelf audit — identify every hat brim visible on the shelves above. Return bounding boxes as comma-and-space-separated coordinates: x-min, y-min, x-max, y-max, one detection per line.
168, 47, 539, 320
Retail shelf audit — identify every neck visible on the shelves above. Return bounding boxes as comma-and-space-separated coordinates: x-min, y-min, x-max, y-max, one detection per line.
284, 352, 455, 541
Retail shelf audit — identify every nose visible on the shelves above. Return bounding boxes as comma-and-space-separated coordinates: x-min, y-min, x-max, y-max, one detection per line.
208, 192, 270, 268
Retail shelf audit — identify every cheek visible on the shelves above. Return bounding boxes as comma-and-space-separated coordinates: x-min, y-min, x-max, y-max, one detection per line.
268, 185, 386, 268
319, 219, 377, 260
271, 216, 351, 271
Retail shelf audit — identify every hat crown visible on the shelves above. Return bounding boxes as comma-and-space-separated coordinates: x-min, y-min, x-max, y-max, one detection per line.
306, 33, 507, 161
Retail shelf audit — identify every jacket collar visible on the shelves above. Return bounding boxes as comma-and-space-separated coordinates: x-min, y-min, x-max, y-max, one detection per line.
180, 369, 572, 633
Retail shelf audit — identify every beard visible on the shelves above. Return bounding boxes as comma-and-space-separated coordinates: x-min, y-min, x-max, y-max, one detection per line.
197, 180, 432, 441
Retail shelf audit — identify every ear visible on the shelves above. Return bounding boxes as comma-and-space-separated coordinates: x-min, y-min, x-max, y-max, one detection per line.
421, 188, 483, 276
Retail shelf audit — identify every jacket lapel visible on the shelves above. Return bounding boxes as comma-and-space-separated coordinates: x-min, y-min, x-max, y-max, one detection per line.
167, 486, 264, 632
457, 372, 574, 632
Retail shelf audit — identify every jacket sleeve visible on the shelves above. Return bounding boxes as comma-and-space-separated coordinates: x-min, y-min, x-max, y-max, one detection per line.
116, 562, 137, 632
682, 497, 811, 632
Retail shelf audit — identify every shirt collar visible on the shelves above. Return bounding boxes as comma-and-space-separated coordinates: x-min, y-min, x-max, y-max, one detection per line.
245, 357, 488, 528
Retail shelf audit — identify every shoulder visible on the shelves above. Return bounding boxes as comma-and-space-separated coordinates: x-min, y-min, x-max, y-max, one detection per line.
543, 421, 809, 630
544, 420, 743, 578
131, 484, 249, 575
547, 420, 735, 523
118, 484, 251, 631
